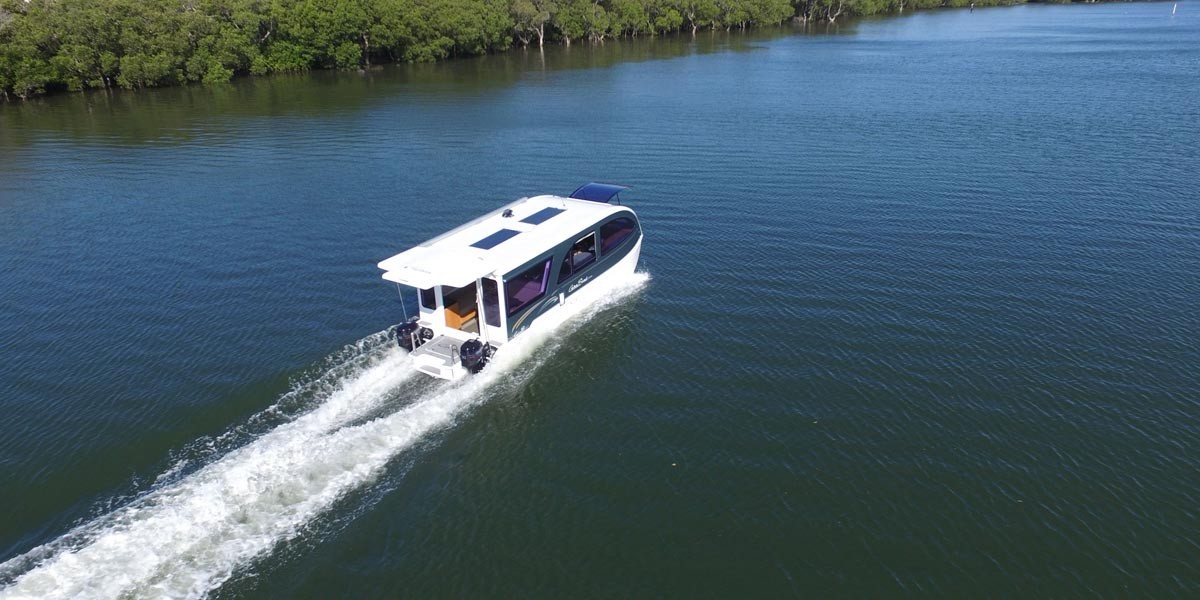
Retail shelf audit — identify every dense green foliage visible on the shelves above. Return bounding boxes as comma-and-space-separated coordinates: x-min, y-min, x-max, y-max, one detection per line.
0, 0, 1116, 99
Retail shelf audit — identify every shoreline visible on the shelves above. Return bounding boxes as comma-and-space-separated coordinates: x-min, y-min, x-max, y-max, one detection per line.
0, 1, 1160, 103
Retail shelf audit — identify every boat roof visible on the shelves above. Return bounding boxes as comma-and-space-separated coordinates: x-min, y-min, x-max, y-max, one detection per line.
378, 194, 632, 289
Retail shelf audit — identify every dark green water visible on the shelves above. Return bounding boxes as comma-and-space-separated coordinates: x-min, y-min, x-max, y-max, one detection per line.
2, 3, 1198, 597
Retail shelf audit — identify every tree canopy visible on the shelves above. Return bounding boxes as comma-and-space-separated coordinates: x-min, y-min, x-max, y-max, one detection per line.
0, 0, 1090, 100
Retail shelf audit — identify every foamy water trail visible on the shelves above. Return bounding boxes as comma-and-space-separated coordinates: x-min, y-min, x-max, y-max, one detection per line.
0, 272, 649, 599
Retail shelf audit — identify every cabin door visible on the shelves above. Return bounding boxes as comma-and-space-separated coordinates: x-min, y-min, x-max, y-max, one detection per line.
478, 277, 506, 343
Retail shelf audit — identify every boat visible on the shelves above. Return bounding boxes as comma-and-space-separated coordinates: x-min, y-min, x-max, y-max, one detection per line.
377, 183, 643, 380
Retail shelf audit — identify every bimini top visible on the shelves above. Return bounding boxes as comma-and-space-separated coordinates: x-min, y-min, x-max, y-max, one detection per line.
378, 193, 631, 289
569, 182, 628, 203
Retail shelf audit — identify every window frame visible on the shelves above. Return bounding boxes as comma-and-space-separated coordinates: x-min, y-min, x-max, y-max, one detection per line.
558, 232, 599, 284
480, 278, 502, 327
419, 287, 436, 310
600, 216, 636, 256
505, 257, 553, 317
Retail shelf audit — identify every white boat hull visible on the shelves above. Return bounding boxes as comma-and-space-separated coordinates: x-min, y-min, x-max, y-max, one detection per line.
411, 236, 642, 382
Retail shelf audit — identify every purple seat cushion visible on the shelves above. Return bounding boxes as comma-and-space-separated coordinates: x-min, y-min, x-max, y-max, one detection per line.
507, 260, 552, 315
509, 279, 543, 305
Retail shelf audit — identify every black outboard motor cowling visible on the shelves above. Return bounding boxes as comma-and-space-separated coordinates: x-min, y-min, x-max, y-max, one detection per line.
393, 320, 432, 351
459, 339, 492, 374
393, 321, 419, 351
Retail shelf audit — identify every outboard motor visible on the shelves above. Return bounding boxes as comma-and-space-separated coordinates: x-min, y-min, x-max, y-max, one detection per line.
393, 321, 419, 351
459, 339, 493, 374
393, 320, 433, 352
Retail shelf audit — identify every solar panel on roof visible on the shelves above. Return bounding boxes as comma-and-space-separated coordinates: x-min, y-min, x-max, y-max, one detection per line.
471, 228, 521, 249
520, 207, 565, 225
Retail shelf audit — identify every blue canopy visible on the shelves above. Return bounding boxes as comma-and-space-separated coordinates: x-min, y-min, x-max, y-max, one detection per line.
569, 182, 629, 203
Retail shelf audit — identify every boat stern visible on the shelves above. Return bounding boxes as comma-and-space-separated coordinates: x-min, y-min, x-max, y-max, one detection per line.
409, 334, 471, 381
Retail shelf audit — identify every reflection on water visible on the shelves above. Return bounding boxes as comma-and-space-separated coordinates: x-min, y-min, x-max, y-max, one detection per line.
0, 24, 857, 149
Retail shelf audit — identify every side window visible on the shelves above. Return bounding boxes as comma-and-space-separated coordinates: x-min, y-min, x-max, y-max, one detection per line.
558, 233, 598, 283
600, 217, 636, 255
419, 288, 436, 309
481, 278, 501, 327
506, 258, 552, 316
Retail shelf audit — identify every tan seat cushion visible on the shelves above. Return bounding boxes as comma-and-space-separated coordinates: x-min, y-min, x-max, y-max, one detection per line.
445, 302, 478, 330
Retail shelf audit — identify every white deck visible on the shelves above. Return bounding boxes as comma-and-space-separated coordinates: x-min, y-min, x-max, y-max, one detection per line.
409, 333, 472, 380
378, 195, 629, 289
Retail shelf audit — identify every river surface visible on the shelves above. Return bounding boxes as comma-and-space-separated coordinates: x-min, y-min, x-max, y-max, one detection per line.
1, 3, 1198, 597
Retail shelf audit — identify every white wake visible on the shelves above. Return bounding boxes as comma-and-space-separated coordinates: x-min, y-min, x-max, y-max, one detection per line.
0, 272, 649, 599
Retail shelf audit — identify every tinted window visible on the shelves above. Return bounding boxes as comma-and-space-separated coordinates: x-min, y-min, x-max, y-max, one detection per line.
481, 278, 501, 327
419, 288, 436, 309
558, 233, 598, 283
506, 258, 552, 316
600, 217, 636, 255
558, 257, 571, 282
